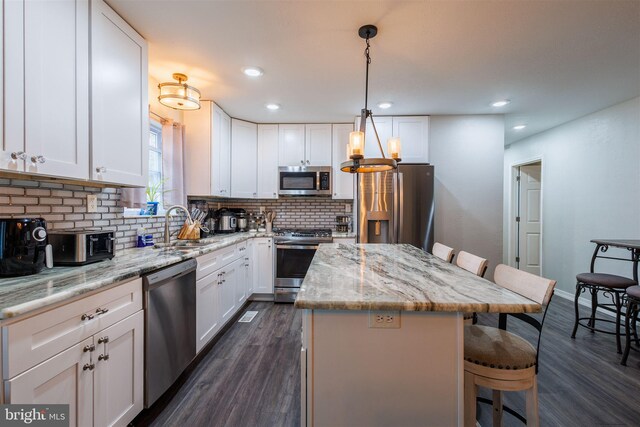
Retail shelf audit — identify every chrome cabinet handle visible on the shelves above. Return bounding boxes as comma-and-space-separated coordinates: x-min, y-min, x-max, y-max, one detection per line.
98, 354, 109, 361
96, 166, 106, 173
306, 160, 310, 165
83, 344, 95, 353
300, 160, 304, 165
83, 363, 95, 371
10, 151, 26, 161
273, 192, 276, 196
30, 155, 46, 164
81, 313, 94, 321
97, 336, 109, 344
95, 307, 109, 315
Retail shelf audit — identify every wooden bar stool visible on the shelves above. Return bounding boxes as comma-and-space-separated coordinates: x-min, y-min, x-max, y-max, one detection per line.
464, 264, 556, 427
621, 285, 640, 365
432, 242, 455, 263
456, 251, 489, 325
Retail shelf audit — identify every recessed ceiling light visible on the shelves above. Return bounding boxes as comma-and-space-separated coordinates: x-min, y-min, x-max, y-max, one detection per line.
377, 101, 393, 109
513, 124, 527, 131
242, 66, 264, 77
265, 103, 280, 110
491, 99, 511, 107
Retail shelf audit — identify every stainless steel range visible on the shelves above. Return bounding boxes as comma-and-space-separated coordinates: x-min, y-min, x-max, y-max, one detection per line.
274, 228, 333, 303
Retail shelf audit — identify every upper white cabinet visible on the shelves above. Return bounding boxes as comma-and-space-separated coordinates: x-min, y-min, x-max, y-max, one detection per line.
257, 124, 279, 199
354, 115, 429, 163
231, 119, 258, 198
279, 124, 332, 167
91, 0, 148, 186
3, 0, 89, 179
331, 123, 355, 199
184, 101, 231, 197
392, 116, 429, 163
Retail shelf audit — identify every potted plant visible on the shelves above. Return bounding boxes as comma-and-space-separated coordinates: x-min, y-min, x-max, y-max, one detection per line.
145, 178, 172, 215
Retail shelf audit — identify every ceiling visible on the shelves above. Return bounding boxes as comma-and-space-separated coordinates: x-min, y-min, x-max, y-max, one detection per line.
108, 0, 640, 144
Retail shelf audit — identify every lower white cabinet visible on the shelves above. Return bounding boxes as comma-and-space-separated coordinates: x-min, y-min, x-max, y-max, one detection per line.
220, 258, 242, 325
196, 273, 221, 354
253, 238, 274, 294
5, 308, 144, 427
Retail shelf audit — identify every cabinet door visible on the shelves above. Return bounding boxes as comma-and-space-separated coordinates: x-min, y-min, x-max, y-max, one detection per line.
355, 115, 393, 159
6, 338, 93, 427
305, 124, 332, 166
213, 104, 232, 197
91, 0, 148, 186
196, 272, 221, 353
93, 311, 143, 427
278, 124, 305, 167
219, 259, 241, 324
184, 101, 212, 196
246, 240, 255, 296
231, 119, 258, 198
21, 0, 89, 179
253, 238, 274, 294
332, 124, 355, 199
392, 116, 429, 163
257, 124, 279, 199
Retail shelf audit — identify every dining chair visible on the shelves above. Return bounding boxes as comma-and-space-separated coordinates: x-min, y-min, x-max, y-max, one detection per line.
621, 285, 640, 365
464, 264, 556, 427
456, 251, 489, 325
432, 242, 455, 263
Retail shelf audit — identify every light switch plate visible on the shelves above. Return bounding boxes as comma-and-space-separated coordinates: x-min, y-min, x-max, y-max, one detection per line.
87, 195, 98, 213
369, 310, 401, 329
345, 203, 352, 213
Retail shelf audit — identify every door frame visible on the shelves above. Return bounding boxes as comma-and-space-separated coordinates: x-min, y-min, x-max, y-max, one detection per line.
507, 156, 544, 273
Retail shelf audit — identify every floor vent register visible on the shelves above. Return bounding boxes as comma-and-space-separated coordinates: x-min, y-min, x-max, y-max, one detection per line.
238, 311, 259, 323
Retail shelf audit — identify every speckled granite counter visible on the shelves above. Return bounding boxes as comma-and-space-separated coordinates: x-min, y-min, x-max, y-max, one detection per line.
295, 243, 540, 312
0, 232, 272, 320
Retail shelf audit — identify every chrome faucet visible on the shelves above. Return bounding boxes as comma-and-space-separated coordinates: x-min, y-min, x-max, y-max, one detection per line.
164, 205, 193, 244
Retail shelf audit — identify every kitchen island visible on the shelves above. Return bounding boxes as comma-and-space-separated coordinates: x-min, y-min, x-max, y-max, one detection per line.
294, 243, 540, 427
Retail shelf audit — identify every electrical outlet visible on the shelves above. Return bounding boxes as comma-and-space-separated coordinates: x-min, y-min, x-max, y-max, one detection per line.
259, 206, 265, 213
368, 310, 401, 329
87, 195, 98, 213
345, 203, 352, 213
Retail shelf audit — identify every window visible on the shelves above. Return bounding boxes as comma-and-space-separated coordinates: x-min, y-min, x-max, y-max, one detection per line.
148, 120, 163, 209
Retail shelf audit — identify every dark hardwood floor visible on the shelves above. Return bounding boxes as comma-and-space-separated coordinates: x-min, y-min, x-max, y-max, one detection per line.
134, 297, 640, 427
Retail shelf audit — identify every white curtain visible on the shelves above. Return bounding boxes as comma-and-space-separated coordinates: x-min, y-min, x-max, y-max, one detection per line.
162, 121, 186, 207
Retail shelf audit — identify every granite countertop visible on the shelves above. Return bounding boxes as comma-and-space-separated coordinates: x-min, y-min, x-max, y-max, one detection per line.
0, 232, 273, 321
294, 243, 541, 313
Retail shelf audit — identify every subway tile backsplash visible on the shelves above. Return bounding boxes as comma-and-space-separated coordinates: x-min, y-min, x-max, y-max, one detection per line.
0, 178, 184, 251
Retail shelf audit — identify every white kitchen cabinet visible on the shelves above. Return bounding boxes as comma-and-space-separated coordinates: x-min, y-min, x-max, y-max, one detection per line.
184, 101, 231, 197
257, 124, 279, 199
245, 239, 255, 296
0, 0, 5, 171
93, 311, 144, 427
278, 124, 306, 166
3, 0, 89, 179
220, 258, 242, 324
354, 115, 429, 163
6, 338, 93, 427
392, 116, 429, 163
91, 0, 148, 186
237, 240, 253, 304
331, 123, 355, 199
231, 119, 258, 198
305, 124, 332, 166
195, 274, 221, 354
253, 238, 274, 294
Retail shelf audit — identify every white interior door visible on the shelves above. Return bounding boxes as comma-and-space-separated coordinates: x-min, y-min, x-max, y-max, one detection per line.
517, 163, 542, 275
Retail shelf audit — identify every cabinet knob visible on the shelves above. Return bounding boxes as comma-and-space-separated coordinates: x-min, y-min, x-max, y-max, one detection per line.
98, 354, 110, 362
300, 160, 304, 165
83, 344, 95, 353
30, 155, 46, 165
306, 160, 310, 165
273, 192, 276, 196
97, 336, 109, 344
83, 363, 95, 371
96, 166, 107, 174
253, 192, 256, 197
95, 307, 109, 315
10, 151, 26, 161
81, 313, 95, 321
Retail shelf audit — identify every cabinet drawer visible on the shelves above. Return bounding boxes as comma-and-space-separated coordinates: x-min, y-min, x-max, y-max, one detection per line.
3, 278, 142, 379
196, 244, 238, 280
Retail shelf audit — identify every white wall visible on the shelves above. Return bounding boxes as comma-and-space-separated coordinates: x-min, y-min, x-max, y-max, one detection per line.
503, 97, 640, 295
430, 115, 505, 280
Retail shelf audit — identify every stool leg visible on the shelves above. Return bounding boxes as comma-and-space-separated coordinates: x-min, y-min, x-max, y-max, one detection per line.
633, 307, 639, 345
571, 283, 582, 338
615, 292, 622, 354
621, 300, 634, 365
464, 371, 477, 427
589, 287, 598, 331
525, 376, 540, 427
492, 390, 502, 427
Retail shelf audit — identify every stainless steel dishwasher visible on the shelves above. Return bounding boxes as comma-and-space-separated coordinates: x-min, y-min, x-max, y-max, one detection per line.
143, 258, 197, 407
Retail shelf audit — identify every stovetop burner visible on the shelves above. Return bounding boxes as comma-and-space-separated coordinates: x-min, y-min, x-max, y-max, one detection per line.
273, 228, 333, 243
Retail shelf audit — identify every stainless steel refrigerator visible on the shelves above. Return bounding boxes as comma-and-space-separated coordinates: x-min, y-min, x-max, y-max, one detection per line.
357, 164, 434, 252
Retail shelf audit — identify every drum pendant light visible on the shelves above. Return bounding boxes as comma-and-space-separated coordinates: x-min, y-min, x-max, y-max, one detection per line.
158, 73, 201, 110
341, 25, 401, 174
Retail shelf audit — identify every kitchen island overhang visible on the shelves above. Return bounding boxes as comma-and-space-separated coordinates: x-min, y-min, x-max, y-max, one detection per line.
295, 243, 541, 427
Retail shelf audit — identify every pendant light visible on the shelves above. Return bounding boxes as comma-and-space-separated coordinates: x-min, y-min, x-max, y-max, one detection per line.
158, 73, 201, 110
341, 25, 401, 174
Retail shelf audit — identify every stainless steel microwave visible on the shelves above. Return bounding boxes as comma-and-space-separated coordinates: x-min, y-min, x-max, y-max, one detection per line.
278, 166, 332, 197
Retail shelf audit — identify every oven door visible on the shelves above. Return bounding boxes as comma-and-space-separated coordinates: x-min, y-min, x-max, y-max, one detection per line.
275, 243, 318, 302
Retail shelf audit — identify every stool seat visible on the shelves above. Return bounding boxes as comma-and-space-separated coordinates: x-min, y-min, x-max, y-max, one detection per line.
464, 325, 537, 370
576, 273, 636, 289
627, 285, 640, 299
